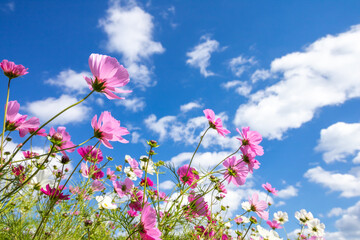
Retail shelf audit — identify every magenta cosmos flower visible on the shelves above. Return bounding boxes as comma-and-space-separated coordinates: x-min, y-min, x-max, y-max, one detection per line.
203, 109, 230, 137
41, 184, 70, 201
92, 111, 129, 149
266, 220, 282, 230
77, 146, 103, 163
139, 204, 162, 240
6, 100, 40, 137
237, 127, 264, 156
241, 147, 260, 173
223, 156, 249, 186
84, 53, 131, 99
80, 163, 104, 180
187, 191, 209, 217
1, 59, 28, 79
262, 182, 278, 195
249, 193, 268, 220
177, 164, 200, 189
49, 127, 76, 154
113, 178, 133, 198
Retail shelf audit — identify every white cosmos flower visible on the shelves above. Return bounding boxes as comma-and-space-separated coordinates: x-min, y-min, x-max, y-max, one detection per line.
30, 168, 54, 190
295, 209, 314, 225
140, 160, 155, 175
96, 196, 117, 210
124, 167, 137, 180
307, 218, 325, 237
274, 211, 288, 224
242, 201, 251, 211
257, 226, 282, 240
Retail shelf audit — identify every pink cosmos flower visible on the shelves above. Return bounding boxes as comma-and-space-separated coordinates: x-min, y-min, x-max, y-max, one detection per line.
262, 182, 278, 195
187, 192, 209, 217
234, 216, 245, 224
80, 163, 104, 180
215, 182, 227, 194
0, 59, 28, 79
127, 209, 138, 217
140, 177, 154, 187
113, 178, 133, 198
129, 189, 146, 212
91, 180, 105, 192
177, 164, 200, 189
203, 109, 230, 137
5, 100, 40, 137
77, 146, 103, 163
12, 165, 26, 182
249, 193, 269, 220
49, 127, 76, 154
237, 127, 264, 156
69, 186, 90, 200
41, 184, 70, 201
153, 190, 168, 202
22, 151, 39, 159
241, 147, 260, 173
92, 111, 129, 149
28, 127, 47, 137
106, 168, 116, 181
266, 220, 282, 230
139, 204, 162, 240
223, 156, 249, 186
84, 53, 131, 99
125, 155, 143, 178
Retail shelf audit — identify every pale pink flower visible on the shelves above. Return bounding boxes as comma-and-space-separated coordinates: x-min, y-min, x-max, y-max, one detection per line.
241, 147, 260, 173
92, 111, 129, 149
223, 156, 249, 186
237, 127, 264, 156
249, 193, 268, 220
49, 127, 75, 154
203, 109, 230, 137
28, 127, 47, 137
84, 53, 131, 99
187, 192, 209, 217
266, 220, 282, 230
139, 204, 162, 240
77, 146, 103, 163
113, 178, 133, 198
177, 164, 200, 189
91, 180, 105, 192
262, 182, 278, 195
125, 155, 142, 178
1, 59, 28, 79
106, 168, 116, 181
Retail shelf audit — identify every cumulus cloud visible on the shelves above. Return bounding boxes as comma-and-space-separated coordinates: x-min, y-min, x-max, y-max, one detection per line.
276, 185, 298, 199
45, 69, 90, 94
234, 25, 360, 140
169, 151, 232, 169
304, 166, 360, 197
251, 69, 272, 83
222, 80, 252, 97
229, 55, 256, 77
159, 180, 176, 190
315, 122, 360, 164
180, 101, 203, 113
116, 97, 146, 112
26, 95, 91, 125
186, 35, 222, 77
99, 0, 164, 88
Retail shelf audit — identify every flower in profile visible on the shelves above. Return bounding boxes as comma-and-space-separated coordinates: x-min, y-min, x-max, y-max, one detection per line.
262, 182, 278, 195
80, 163, 104, 180
273, 211, 288, 224
84, 53, 131, 99
95, 196, 117, 209
28, 127, 47, 137
241, 147, 260, 173
0, 59, 28, 79
266, 220, 282, 230
295, 209, 314, 225
177, 164, 200, 189
223, 156, 249, 186
234, 215, 250, 224
124, 155, 143, 179
92, 111, 129, 149
113, 178, 133, 198
203, 109, 230, 137
41, 184, 70, 201
49, 127, 76, 154
139, 204, 162, 240
237, 127, 264, 156
77, 146, 103, 163
249, 193, 268, 220
5, 100, 40, 137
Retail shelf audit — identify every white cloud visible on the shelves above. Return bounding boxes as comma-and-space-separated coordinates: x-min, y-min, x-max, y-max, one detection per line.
251, 69, 272, 83
26, 95, 91, 125
222, 80, 252, 97
159, 180, 175, 190
116, 97, 145, 112
328, 207, 344, 217
315, 122, 360, 164
234, 25, 360, 140
169, 151, 232, 169
304, 166, 360, 197
99, 0, 164, 88
186, 35, 221, 77
45, 69, 90, 94
229, 55, 256, 77
180, 101, 203, 113
131, 132, 140, 144
276, 185, 298, 199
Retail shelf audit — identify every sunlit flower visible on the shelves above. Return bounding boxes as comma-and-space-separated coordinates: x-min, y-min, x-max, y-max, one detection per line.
84, 53, 131, 99
91, 180, 105, 192
95, 196, 117, 209
80, 163, 104, 180
241, 146, 260, 173
41, 184, 70, 201
0, 59, 28, 79
262, 182, 278, 195
223, 156, 249, 186
249, 193, 268, 220
139, 204, 162, 239
140, 160, 155, 175
237, 127, 264, 156
106, 168, 116, 181
274, 211, 288, 224
49, 126, 76, 155
77, 146, 103, 163
203, 109, 230, 137
113, 178, 133, 198
257, 225, 281, 240
266, 220, 282, 230
307, 218, 325, 237
295, 209, 314, 225
177, 164, 200, 189
140, 177, 154, 187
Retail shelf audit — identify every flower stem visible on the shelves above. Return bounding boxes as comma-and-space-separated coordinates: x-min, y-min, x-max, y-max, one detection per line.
0, 78, 11, 164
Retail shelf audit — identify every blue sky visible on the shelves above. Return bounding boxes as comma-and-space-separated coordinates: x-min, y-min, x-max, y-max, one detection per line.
1, 0, 360, 238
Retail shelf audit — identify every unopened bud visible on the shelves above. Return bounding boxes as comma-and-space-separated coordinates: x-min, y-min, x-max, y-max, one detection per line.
60, 155, 70, 164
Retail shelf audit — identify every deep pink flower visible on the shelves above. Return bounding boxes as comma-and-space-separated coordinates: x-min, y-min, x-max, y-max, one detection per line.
237, 127, 264, 156
140, 177, 154, 187
92, 111, 129, 149
177, 164, 200, 189
153, 190, 168, 202
223, 156, 249, 186
107, 168, 117, 181
84, 53, 131, 99
1, 59, 28, 79
113, 178, 133, 198
215, 182, 227, 194
41, 184, 70, 201
262, 182, 278, 196
28, 127, 47, 137
266, 220, 282, 230
129, 189, 146, 212
77, 146, 103, 163
22, 151, 39, 159
12, 165, 26, 182
187, 192, 209, 217
241, 147, 260, 173
139, 204, 162, 240
49, 127, 76, 154
5, 100, 40, 137
80, 163, 104, 180
249, 193, 268, 220
127, 209, 138, 217
203, 109, 230, 137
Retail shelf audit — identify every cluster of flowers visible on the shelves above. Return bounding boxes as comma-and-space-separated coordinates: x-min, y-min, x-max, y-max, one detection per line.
0, 55, 326, 240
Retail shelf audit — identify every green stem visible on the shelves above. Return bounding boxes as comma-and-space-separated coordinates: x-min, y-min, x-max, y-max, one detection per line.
1, 78, 11, 164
